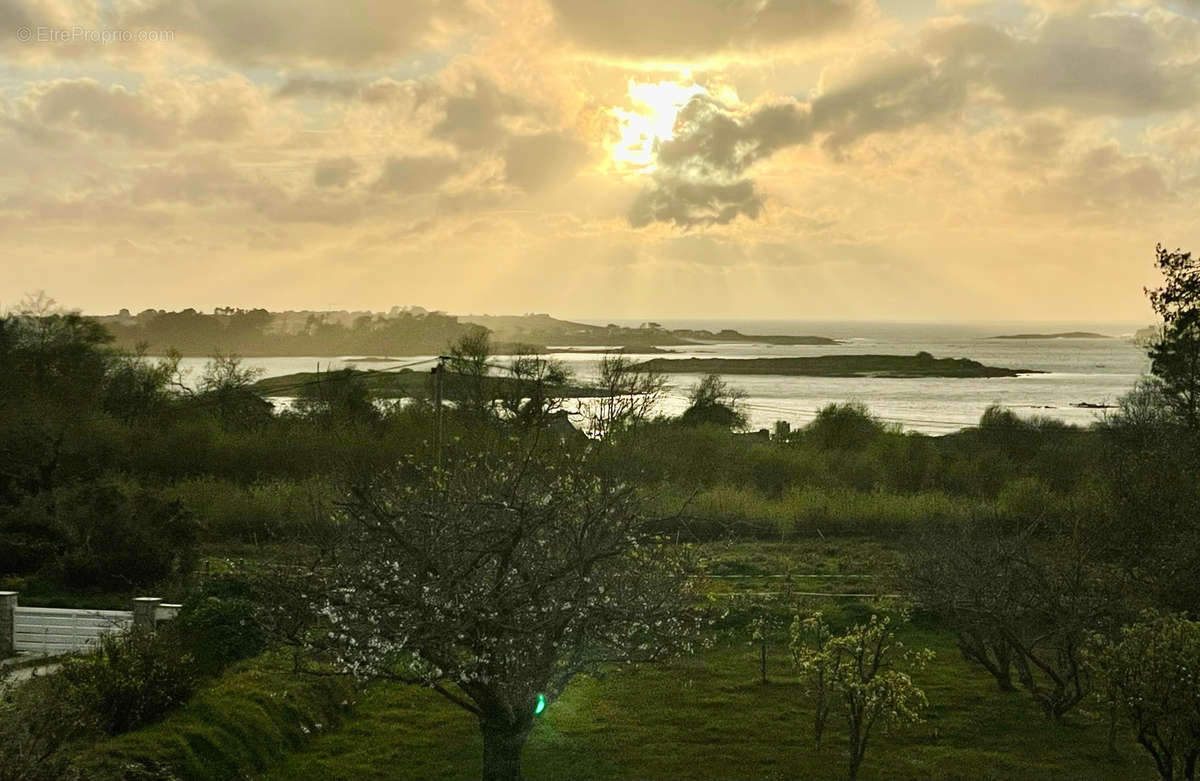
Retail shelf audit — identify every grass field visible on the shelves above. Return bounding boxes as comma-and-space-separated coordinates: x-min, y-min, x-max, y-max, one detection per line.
259, 539, 1156, 781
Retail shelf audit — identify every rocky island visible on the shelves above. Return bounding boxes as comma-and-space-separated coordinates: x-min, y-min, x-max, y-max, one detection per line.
638, 352, 1043, 378
989, 332, 1110, 339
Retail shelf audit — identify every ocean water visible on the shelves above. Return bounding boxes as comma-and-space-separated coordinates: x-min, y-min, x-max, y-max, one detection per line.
170, 320, 1152, 435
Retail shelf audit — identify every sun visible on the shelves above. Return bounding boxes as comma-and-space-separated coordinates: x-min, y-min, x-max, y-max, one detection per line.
609, 79, 709, 172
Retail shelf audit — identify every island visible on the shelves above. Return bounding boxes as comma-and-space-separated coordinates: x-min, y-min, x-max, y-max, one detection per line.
94, 308, 841, 356
989, 332, 1110, 340
637, 352, 1043, 378
460, 314, 840, 348
247, 368, 606, 399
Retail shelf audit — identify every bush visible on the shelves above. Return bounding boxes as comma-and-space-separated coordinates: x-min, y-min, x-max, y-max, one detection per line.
1, 480, 198, 588
163, 477, 332, 543
63, 654, 354, 781
174, 596, 268, 675
0, 673, 97, 781
60, 629, 198, 736
804, 402, 891, 451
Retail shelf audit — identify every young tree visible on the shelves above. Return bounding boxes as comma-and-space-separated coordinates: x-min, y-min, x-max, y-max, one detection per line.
789, 611, 932, 780
1090, 613, 1200, 781
788, 612, 835, 748
497, 347, 574, 431
445, 330, 494, 419
308, 442, 702, 781
585, 355, 668, 438
196, 352, 270, 427
1146, 244, 1200, 428
294, 368, 380, 428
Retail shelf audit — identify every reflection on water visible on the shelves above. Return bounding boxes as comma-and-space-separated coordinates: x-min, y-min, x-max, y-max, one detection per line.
166, 320, 1151, 435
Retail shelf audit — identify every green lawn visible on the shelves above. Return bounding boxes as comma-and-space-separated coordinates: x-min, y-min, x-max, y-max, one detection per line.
262, 623, 1154, 781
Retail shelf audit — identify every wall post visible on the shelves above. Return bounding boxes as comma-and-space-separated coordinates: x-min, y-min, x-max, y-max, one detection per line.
0, 591, 17, 656
132, 597, 163, 631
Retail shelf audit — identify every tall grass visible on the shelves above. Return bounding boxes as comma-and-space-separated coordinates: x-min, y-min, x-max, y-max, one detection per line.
649, 483, 984, 540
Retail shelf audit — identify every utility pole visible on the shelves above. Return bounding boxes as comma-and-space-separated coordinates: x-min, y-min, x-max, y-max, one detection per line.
432, 356, 446, 467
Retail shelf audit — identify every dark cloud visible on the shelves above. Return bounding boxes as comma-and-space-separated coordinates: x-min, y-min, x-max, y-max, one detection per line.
373, 155, 458, 194
503, 132, 589, 191
549, 0, 867, 59
122, 0, 475, 66
629, 177, 762, 228
628, 97, 809, 227
811, 52, 966, 151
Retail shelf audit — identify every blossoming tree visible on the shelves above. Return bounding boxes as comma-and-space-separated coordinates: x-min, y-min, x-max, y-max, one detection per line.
311, 441, 702, 781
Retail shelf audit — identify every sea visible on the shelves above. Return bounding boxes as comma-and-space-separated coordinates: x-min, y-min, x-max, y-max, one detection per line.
169, 320, 1152, 436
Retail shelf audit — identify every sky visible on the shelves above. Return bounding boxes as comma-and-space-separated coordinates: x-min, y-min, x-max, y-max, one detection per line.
2, 0, 1199, 321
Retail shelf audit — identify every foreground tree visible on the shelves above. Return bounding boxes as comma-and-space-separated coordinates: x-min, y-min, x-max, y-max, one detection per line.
789, 611, 932, 780
907, 522, 1122, 720
1090, 613, 1200, 780
1146, 243, 1200, 428
310, 441, 702, 781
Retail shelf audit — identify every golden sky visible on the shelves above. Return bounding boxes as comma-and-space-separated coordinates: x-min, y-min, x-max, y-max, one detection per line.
2, 0, 1198, 320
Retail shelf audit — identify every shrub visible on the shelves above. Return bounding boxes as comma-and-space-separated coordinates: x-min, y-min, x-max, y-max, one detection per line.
60, 629, 198, 736
0, 673, 97, 781
804, 402, 891, 451
50, 480, 198, 589
174, 597, 268, 675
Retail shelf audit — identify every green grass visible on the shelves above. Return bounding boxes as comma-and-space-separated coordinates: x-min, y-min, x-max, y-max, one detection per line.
262, 620, 1153, 781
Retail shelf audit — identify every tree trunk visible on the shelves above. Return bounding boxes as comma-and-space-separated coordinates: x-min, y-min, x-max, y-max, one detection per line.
480, 718, 530, 781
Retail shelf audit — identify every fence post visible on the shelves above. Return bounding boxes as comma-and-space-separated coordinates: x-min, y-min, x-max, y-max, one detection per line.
0, 591, 17, 656
132, 597, 163, 631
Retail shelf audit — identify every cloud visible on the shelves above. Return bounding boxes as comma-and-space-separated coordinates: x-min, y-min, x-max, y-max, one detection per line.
431, 76, 528, 151
630, 177, 762, 228
629, 7, 1200, 227
548, 0, 869, 60
122, 0, 477, 67
274, 76, 436, 106
627, 97, 810, 227
313, 156, 361, 188
128, 151, 275, 206
3, 77, 262, 147
503, 131, 589, 191
373, 155, 459, 194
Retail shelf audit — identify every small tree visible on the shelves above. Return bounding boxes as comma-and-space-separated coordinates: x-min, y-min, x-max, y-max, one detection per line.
789, 611, 932, 780
1090, 613, 1200, 781
679, 374, 747, 430
197, 352, 270, 427
585, 355, 668, 438
309, 442, 701, 781
445, 330, 494, 419
496, 347, 573, 431
294, 368, 380, 427
788, 612, 835, 748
